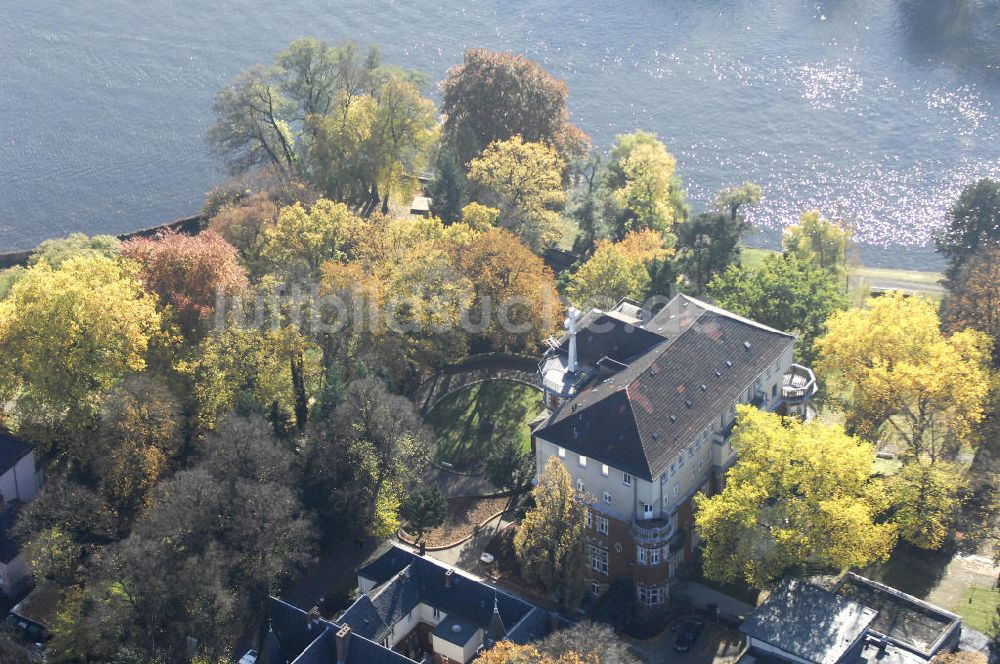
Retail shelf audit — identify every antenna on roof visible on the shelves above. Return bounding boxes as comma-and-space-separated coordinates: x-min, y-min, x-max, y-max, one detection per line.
565, 307, 582, 373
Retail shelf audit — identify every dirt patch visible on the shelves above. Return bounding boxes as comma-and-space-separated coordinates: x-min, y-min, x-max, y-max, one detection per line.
402, 496, 508, 548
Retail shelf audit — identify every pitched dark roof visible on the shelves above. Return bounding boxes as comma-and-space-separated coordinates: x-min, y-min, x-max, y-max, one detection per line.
256, 598, 327, 664
741, 580, 877, 664
506, 608, 556, 645
338, 594, 391, 641
343, 551, 533, 639
357, 546, 413, 586
0, 431, 32, 476
536, 295, 794, 480
260, 546, 563, 664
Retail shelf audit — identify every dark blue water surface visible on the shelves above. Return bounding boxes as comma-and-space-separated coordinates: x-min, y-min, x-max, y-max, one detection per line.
2, 1, 999, 268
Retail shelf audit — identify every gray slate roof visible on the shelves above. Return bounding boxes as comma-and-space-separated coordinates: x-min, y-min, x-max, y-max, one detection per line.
741, 580, 877, 664
536, 295, 794, 481
260, 546, 563, 664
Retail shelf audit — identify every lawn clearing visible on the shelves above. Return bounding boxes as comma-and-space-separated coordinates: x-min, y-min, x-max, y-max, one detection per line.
425, 380, 544, 472
952, 584, 1000, 634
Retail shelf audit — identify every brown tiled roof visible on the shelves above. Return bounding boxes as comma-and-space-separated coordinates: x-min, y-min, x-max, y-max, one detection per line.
535, 296, 794, 481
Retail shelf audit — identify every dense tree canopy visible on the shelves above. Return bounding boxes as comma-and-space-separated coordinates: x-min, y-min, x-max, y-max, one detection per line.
467, 136, 566, 252
707, 253, 848, 364
0, 256, 161, 442
695, 406, 897, 587
567, 230, 670, 308
209, 38, 436, 212
940, 245, 1000, 365
122, 230, 248, 338
440, 48, 589, 165
817, 292, 992, 458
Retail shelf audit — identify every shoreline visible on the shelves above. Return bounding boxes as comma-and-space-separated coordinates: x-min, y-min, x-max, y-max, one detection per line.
0, 215, 945, 285
0, 214, 202, 271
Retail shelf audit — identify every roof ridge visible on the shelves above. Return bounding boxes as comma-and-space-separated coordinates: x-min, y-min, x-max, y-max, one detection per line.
680, 294, 795, 339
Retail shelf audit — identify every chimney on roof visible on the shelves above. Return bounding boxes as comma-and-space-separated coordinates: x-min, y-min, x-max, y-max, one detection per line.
419, 541, 426, 556
445, 569, 454, 588
565, 307, 581, 373
336, 624, 351, 663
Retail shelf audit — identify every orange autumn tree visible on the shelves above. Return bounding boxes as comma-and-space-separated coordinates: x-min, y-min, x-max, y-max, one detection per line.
475, 642, 597, 664
122, 229, 248, 339
454, 227, 560, 352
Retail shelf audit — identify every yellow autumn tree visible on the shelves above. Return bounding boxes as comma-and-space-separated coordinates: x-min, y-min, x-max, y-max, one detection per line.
467, 136, 566, 253
695, 406, 897, 588
514, 457, 590, 609
567, 229, 670, 308
816, 292, 992, 460
0, 255, 161, 444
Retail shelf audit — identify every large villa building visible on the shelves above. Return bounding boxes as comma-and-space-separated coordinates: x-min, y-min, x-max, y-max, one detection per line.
534, 294, 817, 609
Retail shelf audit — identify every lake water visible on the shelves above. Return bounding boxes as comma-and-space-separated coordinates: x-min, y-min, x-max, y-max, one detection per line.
2, 0, 999, 268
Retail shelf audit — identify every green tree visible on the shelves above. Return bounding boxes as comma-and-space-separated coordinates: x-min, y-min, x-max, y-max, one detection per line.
817, 292, 992, 456
467, 136, 566, 252
0, 256, 161, 444
935, 179, 1000, 283
302, 379, 429, 543
484, 434, 536, 513
209, 65, 299, 174
430, 149, 467, 223
695, 406, 897, 587
940, 245, 1000, 366
514, 457, 590, 609
783, 210, 851, 282
707, 253, 848, 364
888, 460, 964, 550
600, 131, 686, 240
31, 233, 121, 268
180, 327, 299, 433
440, 48, 589, 165
399, 486, 447, 540
22, 526, 77, 584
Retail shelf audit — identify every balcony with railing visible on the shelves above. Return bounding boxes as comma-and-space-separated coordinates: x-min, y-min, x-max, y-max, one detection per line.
630, 514, 675, 543
781, 364, 817, 402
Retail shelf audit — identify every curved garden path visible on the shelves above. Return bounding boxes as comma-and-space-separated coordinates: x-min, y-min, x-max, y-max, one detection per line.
411, 353, 541, 416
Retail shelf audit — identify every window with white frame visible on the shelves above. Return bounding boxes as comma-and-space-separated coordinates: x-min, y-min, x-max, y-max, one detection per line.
637, 547, 648, 565
651, 546, 661, 565
672, 485, 679, 498
601, 463, 609, 476
433, 607, 440, 619
579, 455, 588, 467
596, 515, 608, 535
648, 585, 663, 606
591, 581, 600, 596
558, 446, 566, 458
603, 491, 612, 504
623, 472, 633, 486
589, 545, 608, 575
